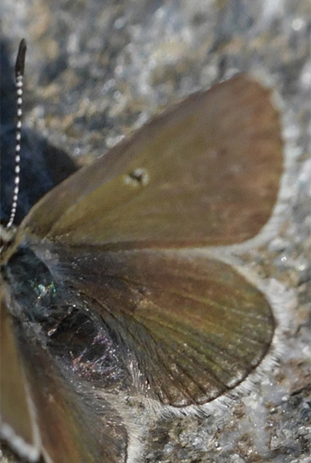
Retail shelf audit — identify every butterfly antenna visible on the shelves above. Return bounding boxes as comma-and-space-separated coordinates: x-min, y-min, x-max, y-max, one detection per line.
7, 38, 27, 229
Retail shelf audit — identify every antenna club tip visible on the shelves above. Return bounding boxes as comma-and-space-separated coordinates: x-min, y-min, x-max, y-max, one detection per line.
15, 39, 27, 78
20, 38, 27, 51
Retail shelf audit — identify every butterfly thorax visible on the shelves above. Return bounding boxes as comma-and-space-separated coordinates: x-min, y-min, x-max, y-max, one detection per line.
1, 240, 137, 395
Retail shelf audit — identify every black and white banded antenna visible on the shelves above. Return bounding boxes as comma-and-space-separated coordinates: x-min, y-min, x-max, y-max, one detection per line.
6, 38, 27, 230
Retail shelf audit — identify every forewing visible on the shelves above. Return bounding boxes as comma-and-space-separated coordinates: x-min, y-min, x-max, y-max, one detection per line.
0, 285, 128, 463
49, 244, 275, 407
20, 75, 283, 249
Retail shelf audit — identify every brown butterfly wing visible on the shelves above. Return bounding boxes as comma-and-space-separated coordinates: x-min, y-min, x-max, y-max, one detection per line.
40, 244, 275, 407
0, 286, 40, 461
18, 75, 283, 249
0, 285, 128, 463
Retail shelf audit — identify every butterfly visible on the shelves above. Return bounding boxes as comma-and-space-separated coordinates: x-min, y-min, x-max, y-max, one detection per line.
0, 39, 283, 462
